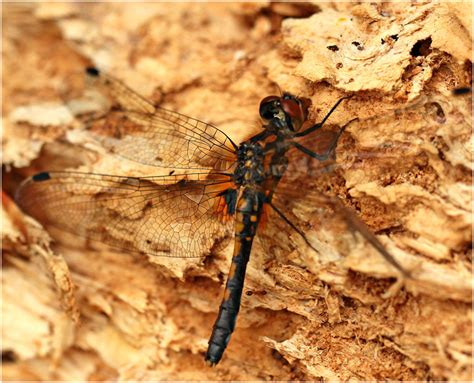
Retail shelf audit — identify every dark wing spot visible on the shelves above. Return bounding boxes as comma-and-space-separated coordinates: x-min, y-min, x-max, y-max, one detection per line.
32, 172, 51, 182
452, 87, 471, 95
86, 67, 100, 77
2, 350, 17, 363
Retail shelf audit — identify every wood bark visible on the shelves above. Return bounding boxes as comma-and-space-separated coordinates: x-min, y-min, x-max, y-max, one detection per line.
2, 2, 472, 381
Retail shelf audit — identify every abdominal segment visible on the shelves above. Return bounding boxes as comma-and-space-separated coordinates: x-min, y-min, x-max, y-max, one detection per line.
205, 189, 264, 366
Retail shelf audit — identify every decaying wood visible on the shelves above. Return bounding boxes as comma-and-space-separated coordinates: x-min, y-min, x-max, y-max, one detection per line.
2, 2, 472, 381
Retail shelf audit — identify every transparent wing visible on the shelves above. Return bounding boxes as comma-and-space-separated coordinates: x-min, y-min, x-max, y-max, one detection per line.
259, 182, 409, 276
15, 171, 235, 258
287, 125, 419, 183
263, 94, 463, 274
258, 123, 416, 275
85, 68, 237, 171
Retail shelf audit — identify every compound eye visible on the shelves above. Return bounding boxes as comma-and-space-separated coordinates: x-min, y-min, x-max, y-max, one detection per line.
260, 95, 280, 105
281, 98, 304, 122
259, 95, 280, 120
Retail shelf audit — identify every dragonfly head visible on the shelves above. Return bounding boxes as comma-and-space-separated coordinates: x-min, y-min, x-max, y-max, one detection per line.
259, 93, 310, 132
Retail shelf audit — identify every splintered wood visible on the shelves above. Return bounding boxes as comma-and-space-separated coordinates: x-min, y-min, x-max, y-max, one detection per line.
2, 2, 472, 381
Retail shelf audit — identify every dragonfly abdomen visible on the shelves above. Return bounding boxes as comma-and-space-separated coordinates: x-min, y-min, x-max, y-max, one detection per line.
205, 189, 264, 366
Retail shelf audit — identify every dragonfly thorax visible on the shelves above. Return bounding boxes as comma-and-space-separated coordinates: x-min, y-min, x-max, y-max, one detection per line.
233, 142, 265, 186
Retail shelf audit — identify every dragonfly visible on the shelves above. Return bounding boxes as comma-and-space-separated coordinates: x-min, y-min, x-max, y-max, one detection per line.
15, 67, 409, 366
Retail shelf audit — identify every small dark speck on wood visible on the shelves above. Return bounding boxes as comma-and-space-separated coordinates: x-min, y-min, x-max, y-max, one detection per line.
411, 37, 432, 57
352, 41, 364, 51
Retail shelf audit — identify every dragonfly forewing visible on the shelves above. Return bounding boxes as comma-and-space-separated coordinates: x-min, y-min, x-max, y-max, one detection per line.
15, 171, 235, 258
85, 68, 237, 171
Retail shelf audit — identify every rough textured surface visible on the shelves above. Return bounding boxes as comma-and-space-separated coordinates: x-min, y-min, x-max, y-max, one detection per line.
2, 2, 472, 381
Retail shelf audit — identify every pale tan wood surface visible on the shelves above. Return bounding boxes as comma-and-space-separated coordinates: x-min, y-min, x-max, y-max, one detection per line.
2, 2, 472, 380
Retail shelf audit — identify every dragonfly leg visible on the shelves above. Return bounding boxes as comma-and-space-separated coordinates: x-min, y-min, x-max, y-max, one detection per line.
292, 142, 332, 161
292, 117, 359, 161
249, 129, 271, 143
81, 111, 109, 130
294, 95, 353, 138
268, 202, 318, 253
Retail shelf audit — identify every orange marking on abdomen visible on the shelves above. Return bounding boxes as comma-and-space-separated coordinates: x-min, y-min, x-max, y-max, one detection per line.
228, 261, 237, 279
231, 237, 242, 257
234, 211, 245, 233
224, 287, 231, 301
